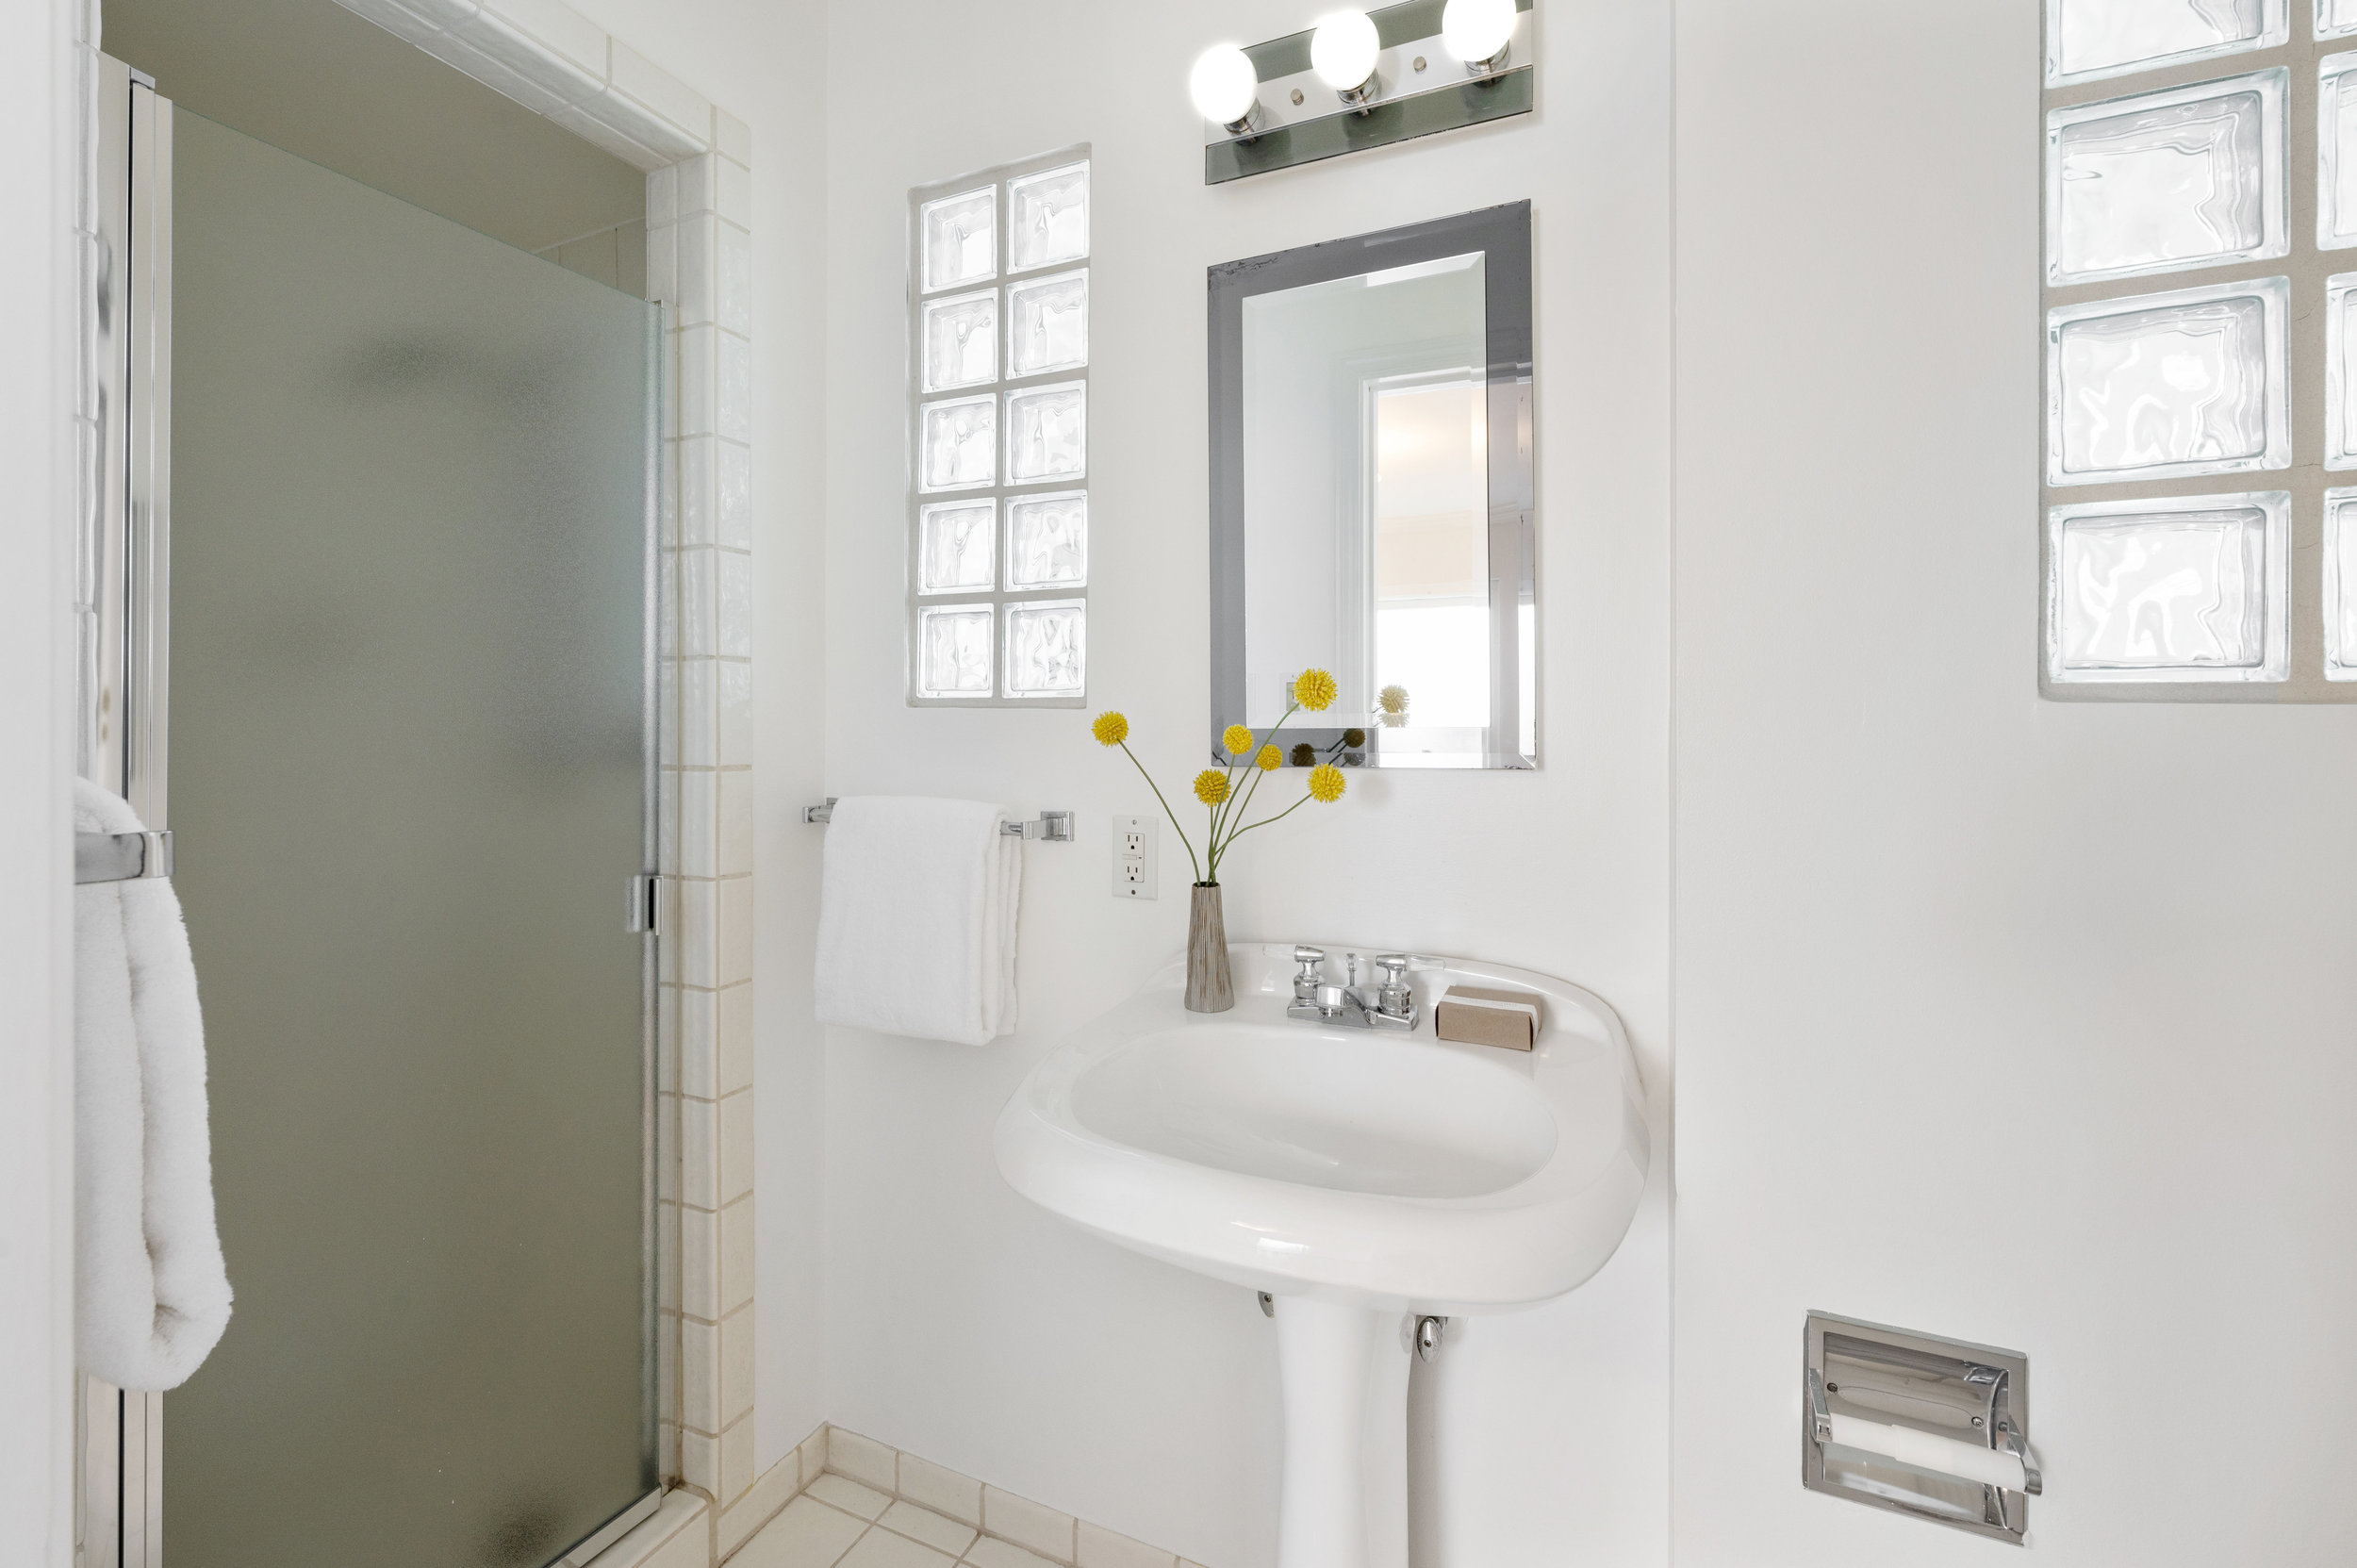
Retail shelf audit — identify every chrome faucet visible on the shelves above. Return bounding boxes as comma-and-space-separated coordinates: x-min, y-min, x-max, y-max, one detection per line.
1284, 947, 1419, 1031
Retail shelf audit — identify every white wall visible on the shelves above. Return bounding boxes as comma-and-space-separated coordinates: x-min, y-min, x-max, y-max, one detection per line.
1673, 4, 2357, 1564
2, 2, 80, 1563
816, 5, 1673, 1565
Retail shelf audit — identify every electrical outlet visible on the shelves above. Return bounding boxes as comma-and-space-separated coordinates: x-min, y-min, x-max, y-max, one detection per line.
1112, 814, 1157, 900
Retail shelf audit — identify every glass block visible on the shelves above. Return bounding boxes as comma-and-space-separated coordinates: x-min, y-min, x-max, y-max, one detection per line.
2321, 54, 2357, 249
1007, 162, 1089, 272
2046, 0, 2283, 86
2326, 487, 2357, 679
2327, 272, 2357, 466
917, 500, 996, 594
922, 289, 998, 392
1003, 599, 1086, 698
1007, 270, 1089, 378
1005, 491, 1087, 590
921, 188, 996, 293
2046, 69, 2285, 286
919, 394, 997, 491
2045, 492, 2288, 683
917, 605, 995, 698
1005, 382, 1086, 485
2325, 0, 2357, 39
2046, 276, 2287, 486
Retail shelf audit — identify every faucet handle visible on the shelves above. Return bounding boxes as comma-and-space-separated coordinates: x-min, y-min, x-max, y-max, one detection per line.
1375, 953, 1409, 982
1292, 946, 1324, 1001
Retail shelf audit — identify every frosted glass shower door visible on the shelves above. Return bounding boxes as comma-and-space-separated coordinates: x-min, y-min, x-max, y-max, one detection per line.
158, 107, 657, 1568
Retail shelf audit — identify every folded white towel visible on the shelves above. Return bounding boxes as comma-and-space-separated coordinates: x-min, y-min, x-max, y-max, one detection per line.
814, 796, 1021, 1046
74, 778, 233, 1390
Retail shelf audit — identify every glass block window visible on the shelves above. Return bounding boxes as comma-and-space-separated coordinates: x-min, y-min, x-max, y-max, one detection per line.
907, 150, 1091, 706
2042, 14, 2355, 699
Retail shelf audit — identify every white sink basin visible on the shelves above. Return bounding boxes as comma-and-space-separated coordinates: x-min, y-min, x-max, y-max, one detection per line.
994, 944, 1649, 1568
996, 944, 1647, 1313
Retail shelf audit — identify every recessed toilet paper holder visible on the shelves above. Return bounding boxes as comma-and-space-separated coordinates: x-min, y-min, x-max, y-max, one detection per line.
1804, 1312, 2040, 1544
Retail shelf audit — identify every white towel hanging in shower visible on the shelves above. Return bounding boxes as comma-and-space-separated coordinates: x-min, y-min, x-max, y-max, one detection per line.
74, 776, 233, 1390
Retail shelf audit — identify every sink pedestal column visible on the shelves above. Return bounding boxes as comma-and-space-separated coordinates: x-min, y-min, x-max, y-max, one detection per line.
1274, 1298, 1410, 1568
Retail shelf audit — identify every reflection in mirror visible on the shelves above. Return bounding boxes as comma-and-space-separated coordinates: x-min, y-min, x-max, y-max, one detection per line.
1211, 204, 1533, 768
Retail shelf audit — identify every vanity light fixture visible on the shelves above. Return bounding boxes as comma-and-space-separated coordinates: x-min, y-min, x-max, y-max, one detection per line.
1193, 0, 1536, 184
1310, 10, 1382, 107
1442, 0, 1517, 75
1188, 44, 1263, 136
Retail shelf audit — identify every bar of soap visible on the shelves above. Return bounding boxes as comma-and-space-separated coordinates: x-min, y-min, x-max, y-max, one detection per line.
1434, 985, 1542, 1050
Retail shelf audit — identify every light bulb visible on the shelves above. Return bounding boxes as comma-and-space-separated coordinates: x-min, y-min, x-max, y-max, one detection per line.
1442, 0, 1517, 72
1310, 10, 1381, 102
1188, 44, 1261, 132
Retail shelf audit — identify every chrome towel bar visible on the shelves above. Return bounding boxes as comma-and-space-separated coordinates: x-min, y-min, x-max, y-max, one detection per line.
76, 831, 173, 884
802, 799, 1075, 841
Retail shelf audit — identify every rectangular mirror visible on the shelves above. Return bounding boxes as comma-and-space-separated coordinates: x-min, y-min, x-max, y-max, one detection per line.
1210, 202, 1534, 768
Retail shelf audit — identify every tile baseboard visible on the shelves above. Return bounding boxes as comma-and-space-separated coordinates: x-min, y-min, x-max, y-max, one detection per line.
594, 1424, 1201, 1568
808, 1427, 1202, 1568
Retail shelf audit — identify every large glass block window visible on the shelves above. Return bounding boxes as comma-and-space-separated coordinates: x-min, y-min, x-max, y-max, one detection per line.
2042, 11, 2355, 699
908, 150, 1091, 705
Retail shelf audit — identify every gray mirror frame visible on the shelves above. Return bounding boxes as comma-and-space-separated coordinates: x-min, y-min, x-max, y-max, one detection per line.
1207, 200, 1536, 768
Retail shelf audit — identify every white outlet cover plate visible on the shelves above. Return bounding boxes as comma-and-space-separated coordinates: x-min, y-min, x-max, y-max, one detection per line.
1113, 813, 1156, 900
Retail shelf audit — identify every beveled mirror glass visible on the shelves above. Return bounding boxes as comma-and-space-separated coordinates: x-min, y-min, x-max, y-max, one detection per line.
1210, 202, 1534, 767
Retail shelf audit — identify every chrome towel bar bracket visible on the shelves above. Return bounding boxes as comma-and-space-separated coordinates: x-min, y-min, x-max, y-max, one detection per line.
75, 830, 173, 884
802, 799, 1075, 841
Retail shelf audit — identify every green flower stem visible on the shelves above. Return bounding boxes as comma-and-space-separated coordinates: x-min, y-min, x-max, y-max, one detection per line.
1209, 699, 1300, 880
1220, 789, 1316, 850
1118, 739, 1204, 884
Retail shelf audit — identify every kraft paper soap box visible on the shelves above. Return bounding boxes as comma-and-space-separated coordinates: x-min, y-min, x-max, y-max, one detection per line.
1434, 985, 1543, 1050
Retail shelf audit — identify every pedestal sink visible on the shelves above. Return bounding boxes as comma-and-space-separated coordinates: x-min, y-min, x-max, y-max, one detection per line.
993, 944, 1648, 1568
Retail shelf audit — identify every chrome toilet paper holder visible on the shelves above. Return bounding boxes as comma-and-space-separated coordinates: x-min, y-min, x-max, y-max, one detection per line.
1804, 1312, 2040, 1544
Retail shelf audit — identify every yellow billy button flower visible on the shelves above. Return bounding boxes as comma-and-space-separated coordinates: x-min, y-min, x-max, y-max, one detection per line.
1255, 744, 1281, 771
1307, 764, 1346, 803
1378, 684, 1409, 715
1222, 723, 1254, 756
1193, 768, 1231, 806
1294, 668, 1339, 712
1092, 711, 1129, 747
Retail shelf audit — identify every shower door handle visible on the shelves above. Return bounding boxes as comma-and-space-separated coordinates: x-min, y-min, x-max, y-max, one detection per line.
625, 874, 667, 936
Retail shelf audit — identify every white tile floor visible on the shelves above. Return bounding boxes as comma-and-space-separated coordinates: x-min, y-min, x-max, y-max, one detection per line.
733, 1479, 1061, 1568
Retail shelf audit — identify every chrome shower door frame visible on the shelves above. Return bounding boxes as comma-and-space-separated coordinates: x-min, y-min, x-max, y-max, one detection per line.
79, 56, 667, 1568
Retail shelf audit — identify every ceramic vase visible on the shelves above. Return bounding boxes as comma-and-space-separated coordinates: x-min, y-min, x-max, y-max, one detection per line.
1185, 883, 1235, 1013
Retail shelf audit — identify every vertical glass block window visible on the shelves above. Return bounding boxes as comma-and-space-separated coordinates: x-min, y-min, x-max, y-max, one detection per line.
908, 150, 1092, 704
2046, 0, 2286, 86
2046, 276, 2289, 485
2324, 0, 2357, 40
2045, 493, 2289, 683
2045, 69, 2287, 286
2324, 487, 2357, 676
